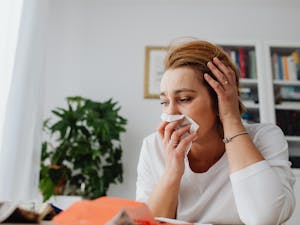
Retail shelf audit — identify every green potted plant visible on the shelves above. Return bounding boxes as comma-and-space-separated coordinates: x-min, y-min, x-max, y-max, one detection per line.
39, 96, 127, 201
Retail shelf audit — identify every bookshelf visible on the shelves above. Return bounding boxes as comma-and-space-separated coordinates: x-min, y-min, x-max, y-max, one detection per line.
264, 41, 300, 150
218, 42, 265, 124
216, 41, 300, 158
215, 41, 300, 160
264, 42, 300, 225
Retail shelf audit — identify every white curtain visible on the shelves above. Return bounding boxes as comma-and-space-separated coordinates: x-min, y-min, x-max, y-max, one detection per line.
0, 0, 49, 201
0, 0, 24, 146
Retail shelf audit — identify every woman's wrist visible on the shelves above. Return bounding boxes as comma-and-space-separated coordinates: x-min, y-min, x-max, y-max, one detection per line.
161, 171, 182, 188
222, 117, 245, 137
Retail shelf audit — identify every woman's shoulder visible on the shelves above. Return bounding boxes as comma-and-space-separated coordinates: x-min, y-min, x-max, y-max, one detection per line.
244, 123, 288, 158
143, 132, 161, 145
141, 132, 163, 154
140, 132, 165, 165
244, 122, 285, 138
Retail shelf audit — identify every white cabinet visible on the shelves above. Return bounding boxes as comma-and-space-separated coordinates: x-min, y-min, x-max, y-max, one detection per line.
218, 41, 300, 155
264, 42, 300, 148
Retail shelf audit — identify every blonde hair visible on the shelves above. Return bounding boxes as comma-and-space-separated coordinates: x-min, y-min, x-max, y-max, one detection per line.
164, 39, 245, 114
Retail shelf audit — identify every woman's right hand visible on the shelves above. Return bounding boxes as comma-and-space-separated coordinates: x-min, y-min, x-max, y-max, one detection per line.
158, 120, 197, 184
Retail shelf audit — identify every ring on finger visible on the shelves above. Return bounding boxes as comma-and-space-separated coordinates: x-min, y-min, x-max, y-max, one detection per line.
223, 80, 229, 85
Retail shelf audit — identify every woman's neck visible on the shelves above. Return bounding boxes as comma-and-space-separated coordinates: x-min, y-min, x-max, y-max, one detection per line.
187, 131, 225, 173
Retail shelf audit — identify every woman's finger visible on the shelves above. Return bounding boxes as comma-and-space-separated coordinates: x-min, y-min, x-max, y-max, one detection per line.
207, 61, 229, 88
164, 119, 183, 142
158, 121, 169, 139
176, 132, 198, 155
169, 124, 191, 146
227, 66, 238, 85
212, 57, 231, 78
204, 73, 225, 96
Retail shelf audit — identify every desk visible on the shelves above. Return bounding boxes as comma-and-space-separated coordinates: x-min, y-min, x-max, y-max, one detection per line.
2, 222, 54, 225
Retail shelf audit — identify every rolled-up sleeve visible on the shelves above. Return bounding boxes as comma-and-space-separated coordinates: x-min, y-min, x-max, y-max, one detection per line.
230, 124, 295, 225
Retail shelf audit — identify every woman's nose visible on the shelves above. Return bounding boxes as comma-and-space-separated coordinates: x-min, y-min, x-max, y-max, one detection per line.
166, 102, 180, 115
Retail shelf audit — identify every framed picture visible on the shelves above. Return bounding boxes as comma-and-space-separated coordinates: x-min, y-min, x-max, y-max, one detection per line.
144, 46, 168, 98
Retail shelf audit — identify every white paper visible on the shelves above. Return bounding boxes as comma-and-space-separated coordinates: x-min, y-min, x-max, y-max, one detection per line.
160, 113, 199, 156
0, 202, 17, 222
155, 217, 212, 225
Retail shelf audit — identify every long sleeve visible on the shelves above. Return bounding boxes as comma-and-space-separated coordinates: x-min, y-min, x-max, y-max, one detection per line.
230, 124, 295, 225
136, 133, 164, 202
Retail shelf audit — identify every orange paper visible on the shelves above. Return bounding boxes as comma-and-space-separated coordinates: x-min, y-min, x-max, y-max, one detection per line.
52, 196, 158, 225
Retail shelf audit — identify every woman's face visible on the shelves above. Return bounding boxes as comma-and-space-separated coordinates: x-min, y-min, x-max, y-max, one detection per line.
160, 67, 219, 138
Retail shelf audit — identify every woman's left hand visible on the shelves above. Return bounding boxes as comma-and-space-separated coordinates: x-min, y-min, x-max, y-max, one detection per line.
204, 57, 241, 125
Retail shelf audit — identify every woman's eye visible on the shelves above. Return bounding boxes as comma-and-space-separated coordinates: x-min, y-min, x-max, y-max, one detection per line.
160, 100, 168, 106
179, 97, 191, 103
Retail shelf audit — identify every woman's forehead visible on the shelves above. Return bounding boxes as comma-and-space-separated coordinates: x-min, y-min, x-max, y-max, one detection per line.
160, 67, 203, 91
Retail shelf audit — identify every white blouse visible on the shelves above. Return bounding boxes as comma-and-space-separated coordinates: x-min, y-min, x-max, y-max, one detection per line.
136, 123, 295, 225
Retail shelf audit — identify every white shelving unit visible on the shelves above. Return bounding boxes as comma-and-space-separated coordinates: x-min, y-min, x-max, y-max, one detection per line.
274, 80, 300, 86
217, 41, 265, 124
286, 136, 300, 142
215, 40, 300, 150
264, 41, 300, 145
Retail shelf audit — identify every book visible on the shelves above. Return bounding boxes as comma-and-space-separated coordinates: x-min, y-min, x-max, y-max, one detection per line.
282, 56, 289, 80
272, 53, 279, 80
249, 49, 257, 79
287, 55, 297, 81
0, 202, 57, 223
230, 49, 237, 66
291, 50, 300, 80
276, 110, 300, 136
238, 47, 246, 78
52, 196, 211, 225
277, 55, 284, 80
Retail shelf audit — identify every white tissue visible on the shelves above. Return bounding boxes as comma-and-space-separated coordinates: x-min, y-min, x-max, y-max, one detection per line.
160, 113, 200, 156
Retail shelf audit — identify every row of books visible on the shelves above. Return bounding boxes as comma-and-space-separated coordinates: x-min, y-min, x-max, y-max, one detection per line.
241, 110, 260, 123
221, 47, 257, 79
271, 50, 300, 81
276, 110, 300, 136
274, 86, 300, 102
239, 87, 259, 103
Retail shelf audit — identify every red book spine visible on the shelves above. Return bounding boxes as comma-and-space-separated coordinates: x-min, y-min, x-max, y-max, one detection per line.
239, 48, 246, 78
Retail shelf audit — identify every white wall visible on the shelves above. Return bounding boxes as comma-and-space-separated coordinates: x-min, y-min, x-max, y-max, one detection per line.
43, 0, 300, 199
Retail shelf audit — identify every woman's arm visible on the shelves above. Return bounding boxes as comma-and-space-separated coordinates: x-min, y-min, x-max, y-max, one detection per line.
146, 172, 181, 218
137, 120, 197, 218
222, 118, 264, 173
230, 125, 295, 225
205, 57, 295, 224
205, 57, 264, 173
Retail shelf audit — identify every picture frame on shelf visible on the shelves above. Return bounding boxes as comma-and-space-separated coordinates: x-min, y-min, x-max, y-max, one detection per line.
144, 46, 168, 98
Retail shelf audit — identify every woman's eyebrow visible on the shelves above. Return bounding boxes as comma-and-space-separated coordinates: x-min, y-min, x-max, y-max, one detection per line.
174, 88, 197, 94
160, 88, 197, 97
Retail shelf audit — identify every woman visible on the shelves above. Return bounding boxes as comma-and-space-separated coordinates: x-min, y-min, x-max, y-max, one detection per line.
136, 39, 295, 225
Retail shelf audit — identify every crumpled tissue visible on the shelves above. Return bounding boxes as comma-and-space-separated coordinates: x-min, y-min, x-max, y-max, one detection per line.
160, 113, 199, 156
